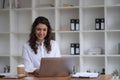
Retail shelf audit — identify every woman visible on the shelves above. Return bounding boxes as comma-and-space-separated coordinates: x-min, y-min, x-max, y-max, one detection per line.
22, 16, 61, 75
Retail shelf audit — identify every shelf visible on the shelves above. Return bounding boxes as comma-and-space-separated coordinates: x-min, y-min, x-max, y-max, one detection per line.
0, 0, 120, 75
82, 32, 105, 55
107, 5, 120, 7
106, 0, 120, 6
0, 32, 10, 34
107, 57, 120, 74
57, 30, 79, 33
107, 55, 120, 57
0, 34, 10, 56
81, 5, 104, 8
0, 54, 10, 57
107, 32, 120, 55
11, 55, 22, 57
35, 7, 55, 10
10, 34, 29, 56
56, 33, 79, 55
82, 55, 105, 57
57, 8, 79, 31
106, 7, 120, 30
12, 8, 32, 11
58, 6, 79, 9
0, 11, 10, 33
0, 9, 9, 11
10, 10, 32, 33
82, 30, 105, 32
81, 7, 104, 31
81, 57, 105, 73
106, 30, 120, 32
11, 32, 30, 34
62, 55, 80, 58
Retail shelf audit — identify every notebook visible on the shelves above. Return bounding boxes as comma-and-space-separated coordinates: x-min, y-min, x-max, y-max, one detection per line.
71, 72, 99, 78
0, 73, 25, 79
36, 57, 75, 77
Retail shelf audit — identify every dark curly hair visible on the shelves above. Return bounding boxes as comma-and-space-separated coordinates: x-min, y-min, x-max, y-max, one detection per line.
28, 16, 52, 54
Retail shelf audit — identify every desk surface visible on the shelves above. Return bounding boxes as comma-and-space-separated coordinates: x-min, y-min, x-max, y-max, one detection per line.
0, 75, 112, 80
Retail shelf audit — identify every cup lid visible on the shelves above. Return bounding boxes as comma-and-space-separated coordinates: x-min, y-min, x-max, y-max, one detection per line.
17, 64, 24, 67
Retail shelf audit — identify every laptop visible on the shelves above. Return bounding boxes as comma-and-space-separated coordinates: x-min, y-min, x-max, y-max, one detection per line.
36, 57, 75, 77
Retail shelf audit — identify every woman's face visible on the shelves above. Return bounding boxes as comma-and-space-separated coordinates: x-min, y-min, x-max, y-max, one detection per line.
35, 23, 48, 43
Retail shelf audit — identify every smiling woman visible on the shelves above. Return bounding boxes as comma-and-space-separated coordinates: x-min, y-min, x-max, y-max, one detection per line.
22, 16, 61, 76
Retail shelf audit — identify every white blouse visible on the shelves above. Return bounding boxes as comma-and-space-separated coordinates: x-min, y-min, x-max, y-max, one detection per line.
22, 40, 61, 73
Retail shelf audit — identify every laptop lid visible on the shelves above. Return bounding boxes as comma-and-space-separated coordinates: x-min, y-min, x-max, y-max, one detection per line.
37, 57, 73, 77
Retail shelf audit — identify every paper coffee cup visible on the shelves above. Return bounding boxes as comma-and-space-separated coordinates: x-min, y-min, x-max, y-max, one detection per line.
17, 64, 25, 76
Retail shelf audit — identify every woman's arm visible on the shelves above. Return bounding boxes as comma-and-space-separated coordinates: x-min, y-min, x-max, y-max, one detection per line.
22, 44, 37, 73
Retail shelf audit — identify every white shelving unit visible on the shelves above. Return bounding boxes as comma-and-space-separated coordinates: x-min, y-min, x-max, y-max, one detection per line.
0, 0, 120, 75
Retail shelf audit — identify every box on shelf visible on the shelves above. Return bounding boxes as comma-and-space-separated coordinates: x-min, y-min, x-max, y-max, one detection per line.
87, 47, 102, 55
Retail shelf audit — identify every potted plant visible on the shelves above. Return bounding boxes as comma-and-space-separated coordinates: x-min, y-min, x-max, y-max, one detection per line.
112, 69, 119, 80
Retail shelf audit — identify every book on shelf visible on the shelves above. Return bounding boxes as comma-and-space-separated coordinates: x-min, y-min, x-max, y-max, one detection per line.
2, 0, 9, 9
2, 0, 5, 8
70, 19, 75, 31
15, 0, 20, 8
70, 19, 79, 31
118, 43, 120, 54
70, 43, 75, 55
70, 43, 80, 55
75, 43, 80, 55
75, 19, 79, 31
95, 18, 105, 30
95, 18, 101, 30
100, 18, 105, 30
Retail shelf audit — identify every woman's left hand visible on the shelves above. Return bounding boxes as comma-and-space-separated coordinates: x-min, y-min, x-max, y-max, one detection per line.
33, 69, 40, 77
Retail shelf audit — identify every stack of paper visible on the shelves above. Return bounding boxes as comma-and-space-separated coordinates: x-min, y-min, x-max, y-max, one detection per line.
0, 73, 25, 79
71, 72, 99, 78
0, 73, 18, 78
